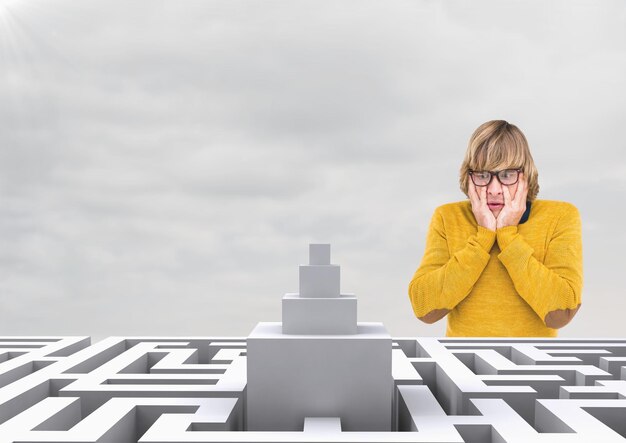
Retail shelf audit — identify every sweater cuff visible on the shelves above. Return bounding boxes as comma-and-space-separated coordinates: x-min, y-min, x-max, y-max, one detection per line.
496, 225, 519, 250
475, 226, 496, 252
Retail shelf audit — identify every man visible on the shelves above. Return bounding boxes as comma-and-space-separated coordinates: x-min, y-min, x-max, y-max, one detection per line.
408, 120, 582, 337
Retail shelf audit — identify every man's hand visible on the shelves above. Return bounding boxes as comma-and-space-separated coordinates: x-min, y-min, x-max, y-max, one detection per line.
496, 172, 528, 228
468, 180, 497, 231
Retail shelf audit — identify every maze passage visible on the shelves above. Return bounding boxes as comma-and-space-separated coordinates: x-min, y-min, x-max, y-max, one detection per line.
1, 337, 626, 442
0, 337, 245, 442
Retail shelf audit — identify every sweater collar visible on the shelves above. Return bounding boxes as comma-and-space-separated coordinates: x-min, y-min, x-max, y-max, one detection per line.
519, 200, 532, 224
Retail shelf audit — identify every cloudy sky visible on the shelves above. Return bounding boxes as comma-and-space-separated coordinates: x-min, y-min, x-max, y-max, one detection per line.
1, 0, 625, 341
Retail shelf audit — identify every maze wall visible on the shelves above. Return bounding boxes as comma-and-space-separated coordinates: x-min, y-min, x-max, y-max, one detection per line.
1, 336, 626, 442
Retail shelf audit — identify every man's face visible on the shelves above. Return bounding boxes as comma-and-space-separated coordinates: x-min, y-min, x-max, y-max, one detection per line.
485, 172, 519, 218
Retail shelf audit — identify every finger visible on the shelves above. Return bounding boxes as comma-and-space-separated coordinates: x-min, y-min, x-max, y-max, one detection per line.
470, 183, 483, 209
521, 189, 528, 209
502, 184, 510, 205
468, 181, 477, 204
474, 184, 482, 205
519, 173, 527, 194
511, 183, 520, 205
516, 173, 527, 203
522, 181, 529, 203
468, 180, 475, 197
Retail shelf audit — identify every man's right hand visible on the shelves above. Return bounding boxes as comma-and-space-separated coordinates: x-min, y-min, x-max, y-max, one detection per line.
468, 180, 497, 231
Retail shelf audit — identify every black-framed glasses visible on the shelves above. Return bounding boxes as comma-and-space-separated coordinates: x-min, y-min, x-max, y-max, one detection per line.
468, 169, 521, 186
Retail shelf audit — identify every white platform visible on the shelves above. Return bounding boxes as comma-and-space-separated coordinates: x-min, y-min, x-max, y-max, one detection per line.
246, 322, 393, 431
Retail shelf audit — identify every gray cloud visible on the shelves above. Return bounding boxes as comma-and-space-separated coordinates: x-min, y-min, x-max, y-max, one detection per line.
0, 0, 625, 340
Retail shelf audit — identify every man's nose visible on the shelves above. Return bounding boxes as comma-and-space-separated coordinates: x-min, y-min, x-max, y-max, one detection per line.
487, 177, 502, 195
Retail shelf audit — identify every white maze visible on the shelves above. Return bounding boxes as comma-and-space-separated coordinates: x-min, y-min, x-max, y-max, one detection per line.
2, 245, 626, 442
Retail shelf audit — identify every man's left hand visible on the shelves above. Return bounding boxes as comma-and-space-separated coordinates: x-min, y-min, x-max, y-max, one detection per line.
496, 172, 528, 229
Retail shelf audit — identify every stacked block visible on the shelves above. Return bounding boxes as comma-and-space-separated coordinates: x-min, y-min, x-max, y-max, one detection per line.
283, 243, 357, 335
247, 243, 393, 431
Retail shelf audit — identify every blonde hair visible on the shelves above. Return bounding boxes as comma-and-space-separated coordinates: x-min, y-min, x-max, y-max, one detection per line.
459, 120, 539, 202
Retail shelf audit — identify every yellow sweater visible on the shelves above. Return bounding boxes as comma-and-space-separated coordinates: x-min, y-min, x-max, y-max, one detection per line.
408, 199, 583, 337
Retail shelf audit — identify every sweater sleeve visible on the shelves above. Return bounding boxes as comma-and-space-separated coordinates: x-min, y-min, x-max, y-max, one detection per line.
496, 203, 583, 323
408, 207, 496, 318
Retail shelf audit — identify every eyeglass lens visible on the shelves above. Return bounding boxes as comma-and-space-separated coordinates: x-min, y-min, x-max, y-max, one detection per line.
471, 169, 519, 186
